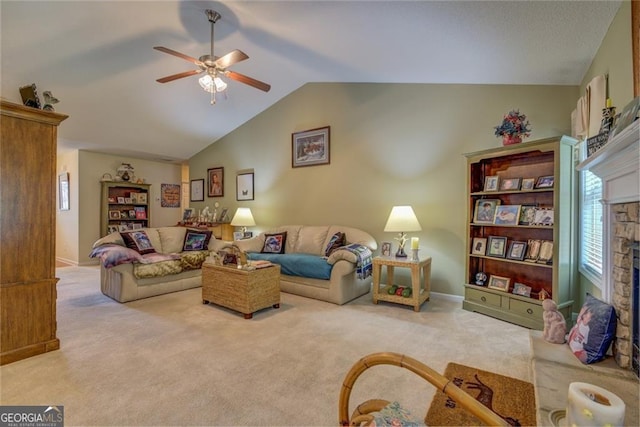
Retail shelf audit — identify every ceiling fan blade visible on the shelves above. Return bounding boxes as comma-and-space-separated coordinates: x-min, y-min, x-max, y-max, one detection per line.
214, 49, 249, 69
156, 69, 203, 83
225, 71, 271, 92
154, 46, 203, 66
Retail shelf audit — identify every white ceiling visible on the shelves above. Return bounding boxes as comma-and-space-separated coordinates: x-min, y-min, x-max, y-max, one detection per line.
1, 1, 621, 163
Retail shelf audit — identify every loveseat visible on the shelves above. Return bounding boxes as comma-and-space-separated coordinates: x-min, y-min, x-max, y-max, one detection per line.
233, 225, 377, 305
90, 227, 227, 302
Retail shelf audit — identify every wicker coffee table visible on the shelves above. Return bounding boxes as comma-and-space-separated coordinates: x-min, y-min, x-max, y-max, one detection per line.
202, 263, 281, 319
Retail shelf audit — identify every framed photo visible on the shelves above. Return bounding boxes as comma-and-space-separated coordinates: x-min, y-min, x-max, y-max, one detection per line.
292, 126, 330, 168
107, 225, 119, 234
118, 224, 128, 232
58, 172, 70, 211
488, 275, 510, 292
161, 183, 181, 208
521, 178, 535, 191
244, 232, 253, 239
519, 205, 537, 225
524, 239, 542, 262
506, 241, 527, 261
512, 282, 532, 297
130, 193, 139, 203
108, 210, 121, 220
483, 176, 499, 192
190, 179, 204, 202
487, 236, 507, 258
493, 205, 521, 226
137, 193, 147, 204
535, 175, 554, 189
236, 172, 254, 201
533, 207, 554, 226
132, 223, 143, 230
124, 198, 132, 204
219, 208, 229, 222
128, 209, 135, 218
499, 178, 521, 191
473, 199, 500, 224
208, 167, 224, 197
471, 237, 487, 256
233, 231, 244, 241
183, 208, 193, 221
381, 241, 392, 257
108, 197, 116, 203
117, 197, 125, 204
537, 240, 554, 265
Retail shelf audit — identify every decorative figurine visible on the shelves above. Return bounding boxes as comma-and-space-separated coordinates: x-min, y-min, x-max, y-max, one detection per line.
42, 91, 59, 111
475, 272, 487, 286
538, 289, 551, 300
542, 299, 566, 344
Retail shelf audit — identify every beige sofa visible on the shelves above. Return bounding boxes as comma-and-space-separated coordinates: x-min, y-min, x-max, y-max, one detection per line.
91, 227, 227, 303
233, 225, 377, 305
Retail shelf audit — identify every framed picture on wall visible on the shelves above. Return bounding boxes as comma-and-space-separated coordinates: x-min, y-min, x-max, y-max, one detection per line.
58, 172, 70, 211
208, 167, 224, 197
292, 126, 330, 168
190, 179, 204, 202
236, 172, 254, 201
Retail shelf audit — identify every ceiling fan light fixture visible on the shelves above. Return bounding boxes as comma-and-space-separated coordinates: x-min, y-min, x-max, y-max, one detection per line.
214, 76, 227, 92
198, 74, 227, 94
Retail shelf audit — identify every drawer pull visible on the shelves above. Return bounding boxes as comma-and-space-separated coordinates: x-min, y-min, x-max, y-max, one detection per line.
527, 308, 533, 314
481, 296, 486, 302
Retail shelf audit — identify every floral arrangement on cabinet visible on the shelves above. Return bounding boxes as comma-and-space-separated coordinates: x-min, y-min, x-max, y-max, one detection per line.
494, 109, 532, 145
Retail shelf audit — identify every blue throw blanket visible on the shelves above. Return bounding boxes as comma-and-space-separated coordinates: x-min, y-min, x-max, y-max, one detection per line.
340, 244, 373, 280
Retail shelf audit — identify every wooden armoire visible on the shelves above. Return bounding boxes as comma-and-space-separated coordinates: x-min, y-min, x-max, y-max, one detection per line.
0, 100, 68, 365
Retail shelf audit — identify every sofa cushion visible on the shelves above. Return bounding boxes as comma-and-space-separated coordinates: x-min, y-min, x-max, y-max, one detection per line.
324, 232, 345, 256
248, 253, 332, 280
295, 226, 329, 255
182, 229, 212, 251
121, 231, 156, 255
567, 294, 617, 364
157, 227, 188, 254
261, 232, 287, 254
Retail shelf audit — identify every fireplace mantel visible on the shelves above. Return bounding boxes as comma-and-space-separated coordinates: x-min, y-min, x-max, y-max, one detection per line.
577, 120, 639, 204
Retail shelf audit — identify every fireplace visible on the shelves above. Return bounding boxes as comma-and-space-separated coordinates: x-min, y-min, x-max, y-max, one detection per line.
577, 120, 639, 376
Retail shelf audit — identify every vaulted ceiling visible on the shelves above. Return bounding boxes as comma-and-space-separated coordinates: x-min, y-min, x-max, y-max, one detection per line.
1, 1, 621, 162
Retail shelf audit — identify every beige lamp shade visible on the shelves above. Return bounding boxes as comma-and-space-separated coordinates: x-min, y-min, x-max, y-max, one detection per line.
384, 206, 422, 232
230, 208, 256, 228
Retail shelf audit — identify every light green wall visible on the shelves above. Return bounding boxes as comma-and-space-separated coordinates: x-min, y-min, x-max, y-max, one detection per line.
189, 83, 577, 296
577, 1, 633, 307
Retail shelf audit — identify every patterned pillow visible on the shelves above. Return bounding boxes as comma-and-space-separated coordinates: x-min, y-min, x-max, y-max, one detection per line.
567, 294, 617, 364
182, 230, 212, 251
324, 232, 345, 256
261, 232, 287, 254
120, 231, 156, 255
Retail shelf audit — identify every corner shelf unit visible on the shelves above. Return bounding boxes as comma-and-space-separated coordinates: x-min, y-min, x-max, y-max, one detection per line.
101, 181, 151, 237
462, 136, 578, 329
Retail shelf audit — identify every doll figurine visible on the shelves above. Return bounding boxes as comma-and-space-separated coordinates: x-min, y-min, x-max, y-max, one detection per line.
542, 299, 566, 344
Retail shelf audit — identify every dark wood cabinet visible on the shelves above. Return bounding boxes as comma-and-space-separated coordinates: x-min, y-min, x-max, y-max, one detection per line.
1, 100, 68, 364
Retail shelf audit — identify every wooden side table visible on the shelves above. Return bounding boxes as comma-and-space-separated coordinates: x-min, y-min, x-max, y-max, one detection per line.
202, 263, 281, 319
372, 256, 432, 311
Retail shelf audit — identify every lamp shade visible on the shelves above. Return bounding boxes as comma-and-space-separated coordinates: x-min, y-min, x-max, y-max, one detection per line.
230, 208, 256, 227
384, 206, 422, 232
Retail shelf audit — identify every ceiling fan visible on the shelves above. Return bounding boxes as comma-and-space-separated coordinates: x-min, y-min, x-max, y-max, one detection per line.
154, 9, 270, 104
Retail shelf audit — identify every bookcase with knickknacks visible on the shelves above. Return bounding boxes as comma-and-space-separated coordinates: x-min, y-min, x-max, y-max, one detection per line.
101, 182, 151, 237
462, 136, 578, 330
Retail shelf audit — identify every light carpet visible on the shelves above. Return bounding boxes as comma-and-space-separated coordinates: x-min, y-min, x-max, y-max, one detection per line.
0, 266, 533, 426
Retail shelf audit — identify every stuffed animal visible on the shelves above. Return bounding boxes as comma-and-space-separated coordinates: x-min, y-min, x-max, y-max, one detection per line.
542, 299, 566, 344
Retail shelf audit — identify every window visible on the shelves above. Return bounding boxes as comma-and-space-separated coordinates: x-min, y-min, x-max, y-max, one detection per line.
580, 169, 603, 285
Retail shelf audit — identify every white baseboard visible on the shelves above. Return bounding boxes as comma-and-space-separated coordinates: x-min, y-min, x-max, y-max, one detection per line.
430, 291, 463, 303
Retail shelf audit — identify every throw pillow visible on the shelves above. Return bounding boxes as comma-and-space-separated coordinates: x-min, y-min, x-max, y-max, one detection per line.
182, 229, 212, 251
120, 231, 156, 255
324, 232, 345, 256
566, 294, 617, 364
261, 232, 287, 254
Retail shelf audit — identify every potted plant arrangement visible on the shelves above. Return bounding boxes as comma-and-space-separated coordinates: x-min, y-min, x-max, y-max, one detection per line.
494, 109, 532, 145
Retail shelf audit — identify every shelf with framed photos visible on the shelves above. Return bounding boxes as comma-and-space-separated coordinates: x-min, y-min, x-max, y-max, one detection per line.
101, 181, 151, 237
462, 136, 578, 330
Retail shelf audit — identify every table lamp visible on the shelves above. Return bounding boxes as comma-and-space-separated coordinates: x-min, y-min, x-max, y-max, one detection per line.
230, 207, 256, 235
384, 206, 422, 258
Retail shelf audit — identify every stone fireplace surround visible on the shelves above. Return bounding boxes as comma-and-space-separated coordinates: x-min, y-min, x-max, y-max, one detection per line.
577, 119, 639, 373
